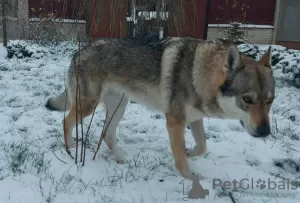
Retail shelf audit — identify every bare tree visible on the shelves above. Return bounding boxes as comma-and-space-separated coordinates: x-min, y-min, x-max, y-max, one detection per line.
1, 0, 8, 46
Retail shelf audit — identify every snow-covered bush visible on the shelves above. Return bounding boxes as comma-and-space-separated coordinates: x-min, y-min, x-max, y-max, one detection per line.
218, 22, 248, 45
6, 40, 79, 60
238, 44, 300, 88
6, 41, 48, 59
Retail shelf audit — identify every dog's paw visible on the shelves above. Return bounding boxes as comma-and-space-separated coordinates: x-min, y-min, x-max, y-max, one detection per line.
64, 137, 75, 149
176, 169, 204, 181
113, 148, 126, 164
174, 163, 205, 181
175, 167, 195, 180
186, 145, 207, 158
187, 160, 205, 180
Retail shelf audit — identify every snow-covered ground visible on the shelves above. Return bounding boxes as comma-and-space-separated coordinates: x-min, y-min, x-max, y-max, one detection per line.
0, 40, 300, 203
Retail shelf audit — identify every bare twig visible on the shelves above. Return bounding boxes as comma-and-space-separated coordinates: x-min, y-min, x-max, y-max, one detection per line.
75, 57, 79, 164
52, 151, 67, 164
77, 34, 85, 163
92, 94, 125, 160
82, 100, 98, 166
222, 186, 236, 203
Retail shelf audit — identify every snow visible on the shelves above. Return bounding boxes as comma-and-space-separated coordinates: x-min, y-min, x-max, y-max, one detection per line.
208, 24, 274, 29
29, 18, 86, 24
0, 40, 300, 203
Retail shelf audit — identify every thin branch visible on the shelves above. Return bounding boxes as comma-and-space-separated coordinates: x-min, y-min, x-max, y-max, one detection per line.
52, 151, 67, 164
92, 94, 125, 160
222, 187, 236, 203
82, 100, 98, 166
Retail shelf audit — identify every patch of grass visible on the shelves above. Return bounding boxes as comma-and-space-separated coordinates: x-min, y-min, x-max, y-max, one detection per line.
151, 114, 162, 119
7, 96, 18, 104
18, 126, 28, 132
274, 158, 300, 174
6, 96, 22, 108
44, 90, 50, 96
291, 180, 300, 188
0, 64, 9, 71
11, 112, 22, 121
0, 141, 51, 176
281, 125, 299, 141
1, 142, 32, 175
145, 132, 160, 142
32, 152, 51, 174
246, 159, 261, 167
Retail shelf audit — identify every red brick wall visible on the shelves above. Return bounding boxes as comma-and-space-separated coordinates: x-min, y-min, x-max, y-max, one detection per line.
208, 0, 276, 25
28, 0, 85, 19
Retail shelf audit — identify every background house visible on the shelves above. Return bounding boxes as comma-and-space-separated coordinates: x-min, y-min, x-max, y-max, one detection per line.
0, 0, 299, 49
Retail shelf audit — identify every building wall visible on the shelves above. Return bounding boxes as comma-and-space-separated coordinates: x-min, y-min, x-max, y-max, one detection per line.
207, 26, 275, 44
275, 0, 300, 42
2, 0, 282, 45
208, 0, 277, 25
274, 0, 300, 50
273, 0, 281, 42
29, 19, 88, 42
207, 0, 280, 45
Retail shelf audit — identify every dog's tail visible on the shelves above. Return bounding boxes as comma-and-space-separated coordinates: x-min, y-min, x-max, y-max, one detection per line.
45, 90, 70, 112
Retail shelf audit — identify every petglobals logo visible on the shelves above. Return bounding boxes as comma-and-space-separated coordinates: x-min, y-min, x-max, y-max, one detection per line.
212, 178, 298, 191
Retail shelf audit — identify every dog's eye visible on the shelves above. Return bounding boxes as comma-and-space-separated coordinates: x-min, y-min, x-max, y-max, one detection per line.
242, 96, 253, 104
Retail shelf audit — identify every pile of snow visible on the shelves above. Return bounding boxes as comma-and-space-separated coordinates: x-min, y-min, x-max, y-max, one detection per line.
239, 44, 300, 88
0, 40, 300, 203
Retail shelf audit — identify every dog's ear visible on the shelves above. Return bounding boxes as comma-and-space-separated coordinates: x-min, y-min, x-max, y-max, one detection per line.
226, 44, 242, 72
259, 46, 272, 68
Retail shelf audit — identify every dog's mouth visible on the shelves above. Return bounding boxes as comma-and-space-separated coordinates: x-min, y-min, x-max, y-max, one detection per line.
240, 120, 244, 127
240, 120, 269, 138
240, 120, 256, 137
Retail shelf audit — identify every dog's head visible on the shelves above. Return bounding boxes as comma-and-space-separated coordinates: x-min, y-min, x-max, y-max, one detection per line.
220, 45, 275, 138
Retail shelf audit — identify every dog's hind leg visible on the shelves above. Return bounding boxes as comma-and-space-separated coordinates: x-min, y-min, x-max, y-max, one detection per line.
186, 119, 207, 158
63, 97, 99, 148
102, 91, 129, 164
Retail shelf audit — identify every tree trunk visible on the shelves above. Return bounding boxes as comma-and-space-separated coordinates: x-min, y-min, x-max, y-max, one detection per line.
1, 0, 7, 47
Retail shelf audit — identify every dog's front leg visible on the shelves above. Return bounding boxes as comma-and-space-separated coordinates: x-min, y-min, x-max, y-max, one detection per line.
165, 112, 194, 180
186, 119, 207, 158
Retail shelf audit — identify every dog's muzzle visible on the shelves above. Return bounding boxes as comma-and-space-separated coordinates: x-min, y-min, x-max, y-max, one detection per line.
240, 120, 270, 138
255, 122, 270, 137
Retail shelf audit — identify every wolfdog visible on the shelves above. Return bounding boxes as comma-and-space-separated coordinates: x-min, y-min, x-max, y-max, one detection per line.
45, 37, 275, 180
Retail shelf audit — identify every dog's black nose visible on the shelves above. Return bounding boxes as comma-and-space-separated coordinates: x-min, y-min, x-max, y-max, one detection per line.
256, 122, 270, 137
